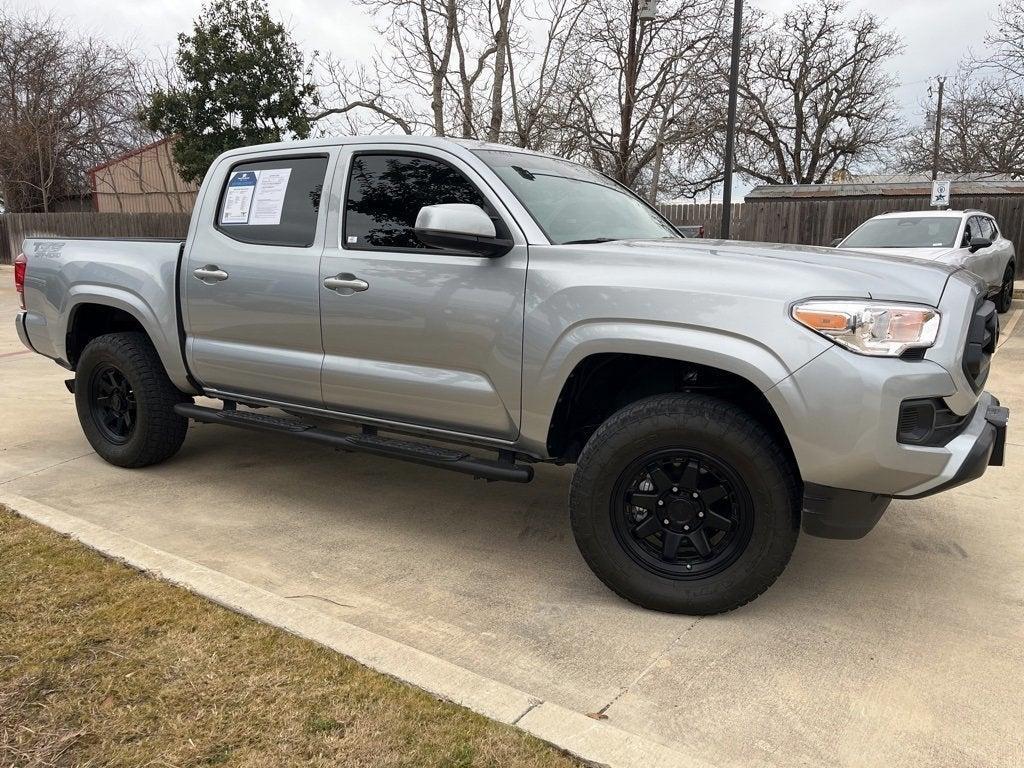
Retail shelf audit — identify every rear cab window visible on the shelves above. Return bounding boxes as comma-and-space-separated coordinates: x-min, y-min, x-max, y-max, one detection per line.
216, 156, 328, 247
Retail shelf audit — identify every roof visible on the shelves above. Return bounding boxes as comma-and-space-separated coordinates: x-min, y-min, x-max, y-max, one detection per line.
747, 180, 1024, 199
843, 172, 1014, 185
215, 134, 555, 163
870, 209, 992, 219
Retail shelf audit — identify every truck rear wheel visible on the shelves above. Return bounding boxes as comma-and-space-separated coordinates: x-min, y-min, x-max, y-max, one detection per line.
75, 332, 191, 468
569, 393, 800, 614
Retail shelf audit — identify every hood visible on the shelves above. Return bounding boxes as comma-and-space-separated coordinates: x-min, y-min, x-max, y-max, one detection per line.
584, 238, 959, 307
837, 245, 960, 263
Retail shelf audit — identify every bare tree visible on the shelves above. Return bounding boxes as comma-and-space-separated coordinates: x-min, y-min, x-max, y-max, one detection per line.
730, 1, 903, 186
896, 2, 1024, 180
312, 0, 727, 200
557, 0, 728, 197
0, 7, 145, 212
984, 1, 1024, 82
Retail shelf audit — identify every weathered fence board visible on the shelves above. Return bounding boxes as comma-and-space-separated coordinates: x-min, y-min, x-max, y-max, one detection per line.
656, 202, 744, 239
0, 212, 192, 264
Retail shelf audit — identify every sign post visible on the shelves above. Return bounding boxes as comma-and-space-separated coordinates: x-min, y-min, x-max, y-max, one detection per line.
930, 180, 951, 209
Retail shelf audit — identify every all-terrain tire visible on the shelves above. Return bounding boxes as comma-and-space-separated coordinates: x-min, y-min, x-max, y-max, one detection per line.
569, 393, 800, 615
75, 332, 192, 468
995, 262, 1015, 314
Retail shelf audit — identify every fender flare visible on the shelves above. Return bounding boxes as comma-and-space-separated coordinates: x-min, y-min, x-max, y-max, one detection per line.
518, 320, 797, 455
62, 286, 196, 394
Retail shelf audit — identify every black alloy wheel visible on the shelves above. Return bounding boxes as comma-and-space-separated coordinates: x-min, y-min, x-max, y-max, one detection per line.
612, 449, 753, 580
89, 363, 137, 444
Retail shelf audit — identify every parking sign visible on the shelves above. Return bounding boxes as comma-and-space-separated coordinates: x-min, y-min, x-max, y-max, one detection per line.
930, 180, 951, 207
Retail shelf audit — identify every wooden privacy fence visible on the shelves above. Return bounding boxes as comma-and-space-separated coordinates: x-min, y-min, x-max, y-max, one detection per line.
656, 202, 744, 239
0, 212, 192, 264
741, 180, 1024, 248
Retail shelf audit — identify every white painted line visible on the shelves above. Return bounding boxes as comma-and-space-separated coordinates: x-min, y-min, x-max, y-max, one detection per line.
1, 493, 706, 768
997, 306, 1023, 349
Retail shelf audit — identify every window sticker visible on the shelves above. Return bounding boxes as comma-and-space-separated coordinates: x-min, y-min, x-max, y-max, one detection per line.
221, 171, 258, 224
249, 167, 292, 226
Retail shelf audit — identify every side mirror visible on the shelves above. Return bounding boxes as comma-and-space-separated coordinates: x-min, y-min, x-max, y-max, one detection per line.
414, 204, 513, 257
830, 237, 844, 248
969, 237, 992, 253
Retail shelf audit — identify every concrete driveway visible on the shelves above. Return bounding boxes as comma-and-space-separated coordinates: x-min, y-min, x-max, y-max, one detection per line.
2, 266, 1022, 767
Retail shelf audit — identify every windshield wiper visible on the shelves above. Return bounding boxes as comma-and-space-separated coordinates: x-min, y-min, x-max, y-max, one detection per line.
561, 237, 620, 245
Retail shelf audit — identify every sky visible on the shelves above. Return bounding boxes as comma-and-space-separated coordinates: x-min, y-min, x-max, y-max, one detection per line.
15, 0, 1006, 196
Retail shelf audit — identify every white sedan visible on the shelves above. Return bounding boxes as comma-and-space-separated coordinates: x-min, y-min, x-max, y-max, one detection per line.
837, 210, 1016, 313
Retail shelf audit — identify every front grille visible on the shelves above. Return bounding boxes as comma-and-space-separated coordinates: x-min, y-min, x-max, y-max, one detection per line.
962, 299, 998, 392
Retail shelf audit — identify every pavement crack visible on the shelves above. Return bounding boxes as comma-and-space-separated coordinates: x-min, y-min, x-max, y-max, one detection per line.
0, 450, 96, 486
283, 593, 354, 609
512, 698, 542, 725
594, 616, 704, 717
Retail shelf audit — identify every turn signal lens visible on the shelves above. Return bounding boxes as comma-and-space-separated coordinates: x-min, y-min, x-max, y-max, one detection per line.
792, 300, 940, 357
792, 308, 852, 332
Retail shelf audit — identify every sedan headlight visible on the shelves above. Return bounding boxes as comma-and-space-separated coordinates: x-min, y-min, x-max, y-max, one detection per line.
792, 300, 940, 357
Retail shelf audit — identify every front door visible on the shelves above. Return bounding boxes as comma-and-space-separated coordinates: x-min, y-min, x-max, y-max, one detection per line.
318, 146, 528, 440
183, 151, 334, 406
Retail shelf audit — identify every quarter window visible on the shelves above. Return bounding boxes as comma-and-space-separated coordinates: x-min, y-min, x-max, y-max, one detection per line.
343, 153, 491, 250
217, 156, 328, 247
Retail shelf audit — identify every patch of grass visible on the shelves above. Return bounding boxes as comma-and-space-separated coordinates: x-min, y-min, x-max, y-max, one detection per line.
0, 507, 580, 768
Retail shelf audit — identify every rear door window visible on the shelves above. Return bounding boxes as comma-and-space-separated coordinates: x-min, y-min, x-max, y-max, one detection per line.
217, 156, 328, 247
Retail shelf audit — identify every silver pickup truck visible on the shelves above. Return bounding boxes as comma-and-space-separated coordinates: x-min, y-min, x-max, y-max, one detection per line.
13, 136, 1009, 614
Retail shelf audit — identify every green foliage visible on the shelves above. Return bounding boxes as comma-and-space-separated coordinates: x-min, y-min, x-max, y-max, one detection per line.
143, 0, 320, 183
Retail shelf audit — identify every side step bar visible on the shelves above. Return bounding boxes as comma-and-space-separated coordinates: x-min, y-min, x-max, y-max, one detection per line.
174, 403, 534, 483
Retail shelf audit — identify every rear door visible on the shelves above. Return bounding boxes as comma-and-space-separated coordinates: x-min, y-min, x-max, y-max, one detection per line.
183, 150, 335, 406
317, 146, 528, 440
984, 216, 1013, 290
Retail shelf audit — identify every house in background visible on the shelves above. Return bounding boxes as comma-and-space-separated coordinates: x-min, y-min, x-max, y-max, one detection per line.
88, 136, 198, 213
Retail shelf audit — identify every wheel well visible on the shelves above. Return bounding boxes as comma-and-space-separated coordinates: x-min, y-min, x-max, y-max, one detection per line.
66, 304, 146, 368
546, 353, 795, 466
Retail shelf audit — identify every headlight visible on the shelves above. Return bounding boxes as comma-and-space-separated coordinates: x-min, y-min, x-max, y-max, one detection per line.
792, 300, 940, 357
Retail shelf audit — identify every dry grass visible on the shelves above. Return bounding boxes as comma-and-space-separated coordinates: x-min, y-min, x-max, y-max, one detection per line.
0, 507, 580, 768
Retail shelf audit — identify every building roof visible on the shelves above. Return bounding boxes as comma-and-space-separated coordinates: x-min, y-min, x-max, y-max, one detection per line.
747, 179, 1024, 199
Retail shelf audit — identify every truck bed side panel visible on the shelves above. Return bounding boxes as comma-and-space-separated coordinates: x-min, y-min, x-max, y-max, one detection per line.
20, 237, 195, 393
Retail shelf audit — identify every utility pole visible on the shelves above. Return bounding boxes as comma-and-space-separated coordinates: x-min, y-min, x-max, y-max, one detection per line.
930, 76, 946, 181
721, 0, 743, 239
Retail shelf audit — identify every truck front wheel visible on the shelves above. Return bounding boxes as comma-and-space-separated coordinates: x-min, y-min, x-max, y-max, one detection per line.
569, 393, 800, 614
75, 332, 192, 468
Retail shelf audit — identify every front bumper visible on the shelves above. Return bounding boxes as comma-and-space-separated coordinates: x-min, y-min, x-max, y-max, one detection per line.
803, 397, 1008, 539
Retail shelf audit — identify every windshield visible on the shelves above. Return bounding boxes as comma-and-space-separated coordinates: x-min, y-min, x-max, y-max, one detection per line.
842, 217, 961, 249
473, 149, 678, 244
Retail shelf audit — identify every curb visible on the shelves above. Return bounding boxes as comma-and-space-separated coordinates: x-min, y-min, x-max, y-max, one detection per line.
1, 493, 708, 768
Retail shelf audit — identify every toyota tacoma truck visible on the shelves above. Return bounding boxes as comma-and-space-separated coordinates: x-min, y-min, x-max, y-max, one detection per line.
13, 136, 1009, 615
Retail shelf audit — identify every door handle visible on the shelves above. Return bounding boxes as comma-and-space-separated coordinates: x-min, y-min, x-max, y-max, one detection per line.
193, 265, 229, 283
324, 274, 369, 293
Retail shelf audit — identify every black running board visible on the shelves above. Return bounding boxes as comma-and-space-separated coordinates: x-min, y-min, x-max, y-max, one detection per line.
174, 403, 534, 483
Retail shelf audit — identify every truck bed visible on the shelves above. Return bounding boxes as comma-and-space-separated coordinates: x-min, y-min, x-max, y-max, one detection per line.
18, 236, 191, 391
